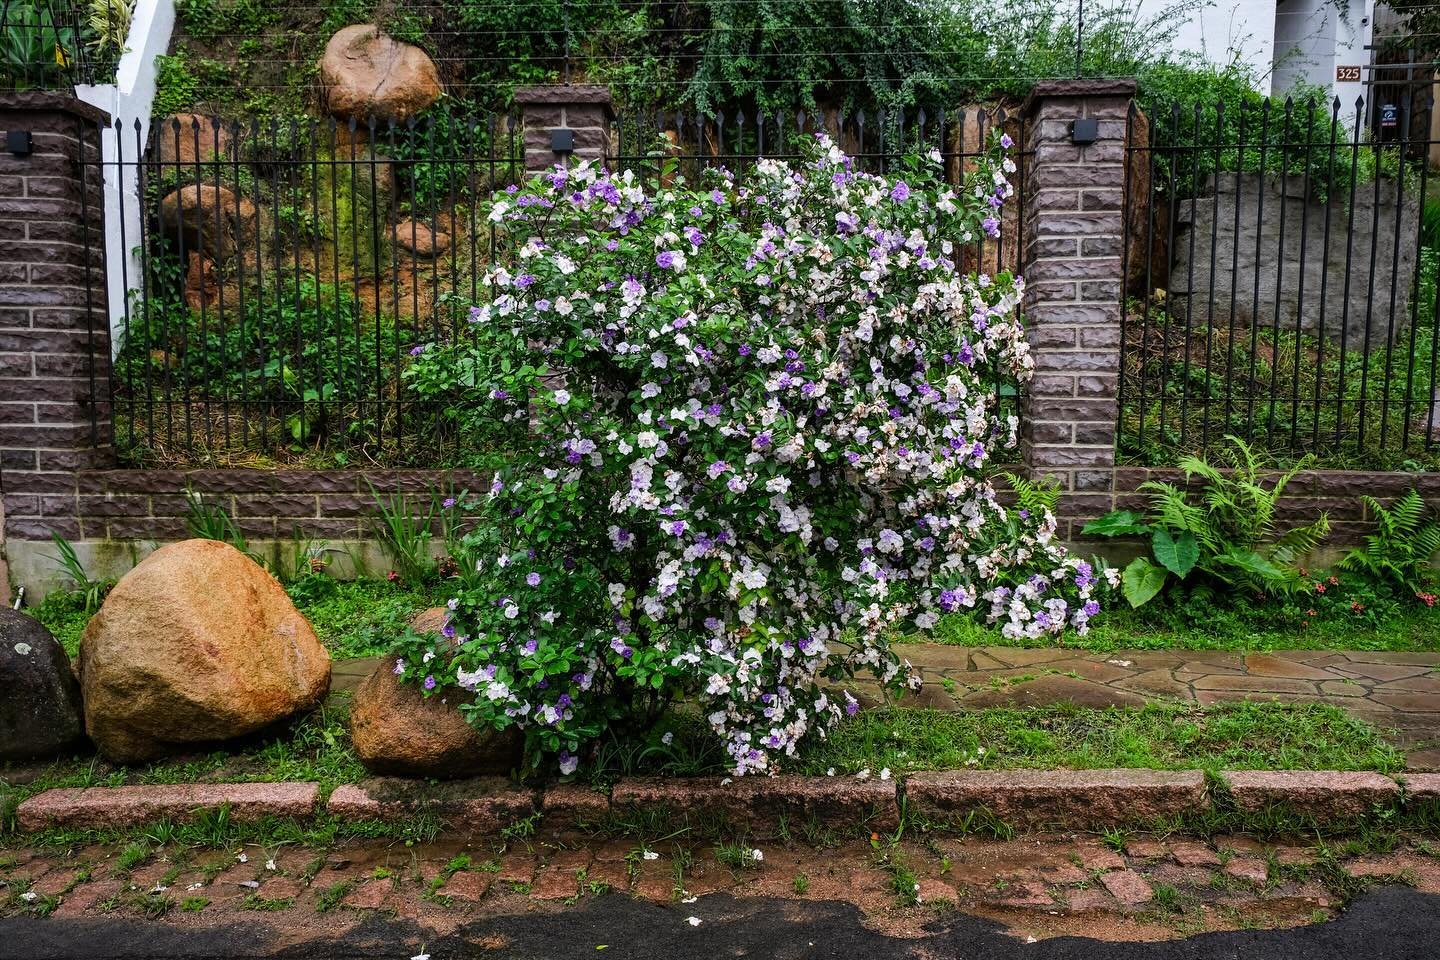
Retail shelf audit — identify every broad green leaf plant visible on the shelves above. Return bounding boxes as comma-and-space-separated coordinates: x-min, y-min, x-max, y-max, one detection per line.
1085, 436, 1329, 607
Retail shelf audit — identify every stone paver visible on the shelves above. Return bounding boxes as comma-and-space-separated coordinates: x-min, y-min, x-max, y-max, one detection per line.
1099, 869, 1153, 906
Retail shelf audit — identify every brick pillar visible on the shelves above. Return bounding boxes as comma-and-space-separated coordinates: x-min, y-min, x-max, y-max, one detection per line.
0, 93, 114, 567
1020, 79, 1135, 534
514, 86, 614, 175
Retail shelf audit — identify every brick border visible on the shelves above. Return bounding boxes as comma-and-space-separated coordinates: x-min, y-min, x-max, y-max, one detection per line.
10, 769, 1433, 836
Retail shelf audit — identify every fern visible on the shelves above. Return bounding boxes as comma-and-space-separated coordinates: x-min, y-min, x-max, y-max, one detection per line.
1340, 490, 1440, 595
1098, 436, 1330, 606
1002, 472, 1061, 518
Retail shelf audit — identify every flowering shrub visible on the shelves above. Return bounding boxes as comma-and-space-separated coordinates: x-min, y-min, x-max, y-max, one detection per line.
394, 134, 1111, 776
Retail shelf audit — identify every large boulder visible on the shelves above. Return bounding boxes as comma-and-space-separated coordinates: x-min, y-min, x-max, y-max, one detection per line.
319, 25, 442, 123
78, 540, 331, 763
156, 185, 258, 261
349, 661, 521, 778
0, 611, 85, 761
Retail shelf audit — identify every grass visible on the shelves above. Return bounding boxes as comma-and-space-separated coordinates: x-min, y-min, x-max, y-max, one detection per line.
30, 576, 447, 660
792, 702, 1404, 776
0, 700, 366, 824
921, 598, 1440, 654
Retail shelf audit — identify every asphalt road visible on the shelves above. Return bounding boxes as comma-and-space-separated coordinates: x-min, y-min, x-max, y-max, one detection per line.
3, 888, 1439, 960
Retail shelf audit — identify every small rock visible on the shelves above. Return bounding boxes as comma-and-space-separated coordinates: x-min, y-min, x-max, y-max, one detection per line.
319, 25, 442, 122
78, 539, 331, 763
1100, 870, 1153, 906
1124, 840, 1167, 860
915, 879, 958, 904
156, 185, 258, 260
0, 610, 85, 761
349, 661, 522, 778
392, 220, 451, 257
1061, 887, 1116, 914
439, 871, 489, 902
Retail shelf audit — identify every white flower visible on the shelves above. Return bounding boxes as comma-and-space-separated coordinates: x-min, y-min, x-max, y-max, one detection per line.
20, 891, 38, 903
687, 916, 702, 927
879, 768, 891, 781
750, 849, 764, 862
643, 850, 660, 861
553, 389, 571, 406
266, 859, 277, 871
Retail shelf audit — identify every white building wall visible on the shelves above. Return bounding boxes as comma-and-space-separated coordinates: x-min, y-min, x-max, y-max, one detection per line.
1170, 0, 1279, 93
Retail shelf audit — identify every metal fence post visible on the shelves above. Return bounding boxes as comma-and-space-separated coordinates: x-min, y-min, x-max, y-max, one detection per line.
1020, 79, 1135, 536
513, 86, 614, 176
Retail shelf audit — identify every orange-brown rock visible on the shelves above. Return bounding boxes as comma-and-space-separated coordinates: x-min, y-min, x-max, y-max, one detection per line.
349, 659, 521, 778
391, 219, 451, 257
78, 540, 331, 763
319, 25, 442, 123
154, 114, 235, 167
155, 184, 258, 260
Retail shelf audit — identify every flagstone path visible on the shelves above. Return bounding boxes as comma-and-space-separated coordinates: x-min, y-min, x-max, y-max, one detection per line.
330, 645, 1440, 769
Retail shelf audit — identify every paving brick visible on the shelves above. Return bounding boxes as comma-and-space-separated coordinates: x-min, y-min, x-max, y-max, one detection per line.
1099, 869, 1153, 906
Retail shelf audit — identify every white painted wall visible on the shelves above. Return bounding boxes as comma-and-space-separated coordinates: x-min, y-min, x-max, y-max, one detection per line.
73, 0, 176, 351
1272, 0, 1375, 108
1170, 0, 1279, 93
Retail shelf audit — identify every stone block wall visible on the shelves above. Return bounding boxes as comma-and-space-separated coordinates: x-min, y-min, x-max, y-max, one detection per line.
1169, 172, 1420, 349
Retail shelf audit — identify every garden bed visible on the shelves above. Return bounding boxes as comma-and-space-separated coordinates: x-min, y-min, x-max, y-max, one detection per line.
0, 700, 1405, 835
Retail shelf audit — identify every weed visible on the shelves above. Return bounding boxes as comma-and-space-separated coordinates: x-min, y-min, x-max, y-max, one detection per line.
792, 872, 810, 895
243, 893, 294, 911
1151, 882, 1182, 913
180, 896, 210, 912
315, 879, 355, 912
713, 841, 762, 871
116, 842, 151, 873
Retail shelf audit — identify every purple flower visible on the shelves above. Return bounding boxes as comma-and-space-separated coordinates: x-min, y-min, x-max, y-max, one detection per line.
1000, 133, 1014, 149
606, 239, 619, 251
656, 250, 679, 270
409, 344, 425, 357
423, 675, 436, 690
526, 572, 541, 587
515, 274, 537, 288
890, 181, 910, 202
442, 497, 456, 509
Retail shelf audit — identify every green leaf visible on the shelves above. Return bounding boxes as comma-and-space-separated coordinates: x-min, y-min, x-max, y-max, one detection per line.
1121, 557, 1168, 608
1081, 510, 1151, 537
1152, 528, 1198, 577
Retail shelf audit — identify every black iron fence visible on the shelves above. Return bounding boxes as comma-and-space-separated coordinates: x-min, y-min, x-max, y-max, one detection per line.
1119, 81, 1440, 470
0, 0, 129, 91
93, 106, 1027, 468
